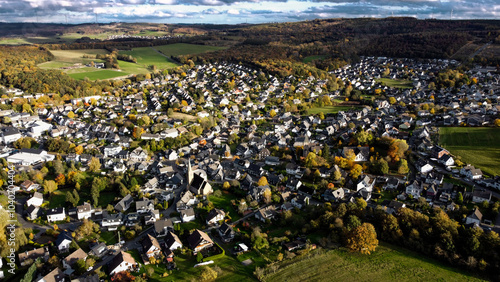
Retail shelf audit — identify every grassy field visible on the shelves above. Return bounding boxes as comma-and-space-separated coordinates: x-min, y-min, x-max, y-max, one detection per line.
154, 43, 227, 57
302, 55, 328, 63
307, 105, 362, 115
68, 70, 127, 80
120, 47, 178, 69
439, 127, 500, 176
376, 78, 413, 89
265, 244, 484, 282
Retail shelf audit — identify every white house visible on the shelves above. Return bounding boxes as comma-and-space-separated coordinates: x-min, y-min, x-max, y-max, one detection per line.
181, 208, 196, 222
108, 251, 137, 276
56, 231, 72, 252
356, 175, 375, 192
419, 163, 433, 174
26, 192, 43, 207
103, 145, 122, 157
206, 208, 225, 225
47, 207, 66, 223
405, 181, 422, 199
465, 208, 482, 225
164, 231, 183, 251
77, 202, 94, 220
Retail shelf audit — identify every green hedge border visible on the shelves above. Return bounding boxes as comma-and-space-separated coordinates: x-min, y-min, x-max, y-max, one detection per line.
203, 242, 225, 261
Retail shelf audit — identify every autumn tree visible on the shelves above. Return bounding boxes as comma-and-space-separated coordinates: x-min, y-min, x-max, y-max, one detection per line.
345, 223, 379, 255
263, 188, 272, 204
43, 180, 58, 195
257, 176, 268, 187
269, 109, 276, 118
397, 159, 409, 174
67, 111, 75, 119
388, 139, 409, 162
74, 145, 83, 155
389, 97, 396, 105
88, 157, 101, 172
350, 164, 363, 180
55, 174, 65, 185
305, 152, 318, 168
223, 181, 230, 190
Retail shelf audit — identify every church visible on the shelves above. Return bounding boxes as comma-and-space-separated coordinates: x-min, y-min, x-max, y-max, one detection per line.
186, 160, 213, 196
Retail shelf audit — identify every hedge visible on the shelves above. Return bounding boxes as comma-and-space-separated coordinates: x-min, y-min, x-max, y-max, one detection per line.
203, 242, 225, 261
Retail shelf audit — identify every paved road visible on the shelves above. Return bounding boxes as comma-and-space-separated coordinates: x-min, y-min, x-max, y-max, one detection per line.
470, 41, 492, 59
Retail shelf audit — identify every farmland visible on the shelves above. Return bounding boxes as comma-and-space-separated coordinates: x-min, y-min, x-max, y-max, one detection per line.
264, 244, 484, 282
120, 46, 178, 70
68, 70, 127, 81
439, 127, 500, 176
154, 43, 227, 57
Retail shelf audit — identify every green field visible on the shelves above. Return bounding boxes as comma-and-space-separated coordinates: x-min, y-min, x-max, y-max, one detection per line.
154, 43, 227, 57
120, 47, 178, 69
307, 105, 362, 115
302, 55, 328, 63
68, 70, 127, 80
439, 127, 500, 176
265, 244, 484, 282
376, 78, 413, 89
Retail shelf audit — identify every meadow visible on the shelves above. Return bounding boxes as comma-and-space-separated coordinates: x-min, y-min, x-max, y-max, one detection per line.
264, 244, 484, 282
154, 43, 227, 57
307, 105, 362, 115
376, 78, 413, 89
120, 46, 178, 69
439, 127, 500, 176
302, 55, 328, 63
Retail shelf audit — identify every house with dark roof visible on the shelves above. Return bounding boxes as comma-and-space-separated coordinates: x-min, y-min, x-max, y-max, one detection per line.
18, 247, 49, 266
89, 242, 108, 258
187, 229, 214, 253
38, 267, 66, 282
56, 231, 73, 253
108, 251, 138, 276
218, 222, 235, 243
115, 194, 134, 212
164, 231, 183, 251
47, 207, 66, 223
206, 208, 225, 225
255, 206, 277, 222
141, 234, 162, 259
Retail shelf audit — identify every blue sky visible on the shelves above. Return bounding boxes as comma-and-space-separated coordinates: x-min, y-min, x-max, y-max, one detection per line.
0, 0, 498, 24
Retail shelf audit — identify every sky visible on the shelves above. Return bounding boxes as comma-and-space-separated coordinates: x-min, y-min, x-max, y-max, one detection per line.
0, 0, 498, 24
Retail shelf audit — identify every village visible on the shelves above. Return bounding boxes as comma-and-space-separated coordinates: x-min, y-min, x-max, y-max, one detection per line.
0, 56, 499, 281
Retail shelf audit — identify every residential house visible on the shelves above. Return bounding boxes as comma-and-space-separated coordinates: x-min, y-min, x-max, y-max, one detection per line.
405, 180, 422, 199
176, 190, 198, 211
187, 229, 214, 253
154, 219, 174, 237
343, 147, 369, 162
47, 207, 66, 223
181, 208, 196, 223
218, 222, 235, 243
323, 188, 345, 202
108, 251, 138, 276
38, 268, 66, 282
255, 206, 277, 222
77, 202, 94, 220
101, 212, 123, 230
472, 190, 492, 203
461, 165, 483, 180
89, 243, 108, 258
187, 161, 213, 195
144, 209, 160, 225
27, 192, 43, 207
141, 234, 162, 259
1, 127, 21, 144
18, 247, 49, 266
136, 198, 154, 214
63, 248, 87, 271
357, 175, 375, 192
206, 208, 225, 225
465, 208, 482, 225
164, 231, 183, 251
26, 205, 40, 220
115, 194, 134, 212
291, 194, 310, 209
56, 231, 73, 253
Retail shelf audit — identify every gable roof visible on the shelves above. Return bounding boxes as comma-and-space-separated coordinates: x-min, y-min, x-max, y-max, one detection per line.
108, 251, 136, 273
187, 229, 213, 250
56, 231, 72, 246
63, 248, 87, 267
141, 234, 161, 252
41, 268, 66, 282
164, 231, 182, 249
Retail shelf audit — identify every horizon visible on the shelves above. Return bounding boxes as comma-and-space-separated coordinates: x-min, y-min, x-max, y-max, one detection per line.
0, 0, 498, 25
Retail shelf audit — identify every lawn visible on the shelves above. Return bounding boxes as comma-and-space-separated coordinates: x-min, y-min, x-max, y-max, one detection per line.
48, 189, 70, 208
69, 70, 127, 80
376, 78, 413, 89
100, 231, 118, 245
208, 190, 241, 221
302, 55, 328, 63
439, 127, 500, 176
154, 43, 227, 57
307, 105, 362, 115
265, 244, 484, 282
170, 112, 197, 121
120, 47, 178, 69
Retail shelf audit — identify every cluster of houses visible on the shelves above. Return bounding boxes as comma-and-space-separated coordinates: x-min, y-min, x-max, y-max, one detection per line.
1, 58, 499, 281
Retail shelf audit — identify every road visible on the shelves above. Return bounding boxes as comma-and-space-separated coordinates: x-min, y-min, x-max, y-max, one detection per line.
469, 41, 492, 59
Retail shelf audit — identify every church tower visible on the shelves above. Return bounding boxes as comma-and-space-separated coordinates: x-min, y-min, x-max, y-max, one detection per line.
187, 159, 194, 185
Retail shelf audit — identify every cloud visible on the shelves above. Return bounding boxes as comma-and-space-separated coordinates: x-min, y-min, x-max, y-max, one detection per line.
0, 0, 497, 24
